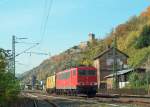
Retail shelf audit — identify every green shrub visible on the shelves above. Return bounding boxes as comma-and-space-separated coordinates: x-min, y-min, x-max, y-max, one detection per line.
128, 72, 150, 90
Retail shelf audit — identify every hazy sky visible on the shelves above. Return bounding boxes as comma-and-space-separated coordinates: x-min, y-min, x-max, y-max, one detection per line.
0, 0, 149, 74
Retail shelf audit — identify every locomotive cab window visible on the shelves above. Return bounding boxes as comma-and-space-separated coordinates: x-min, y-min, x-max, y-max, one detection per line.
78, 69, 96, 76
78, 70, 86, 76
88, 70, 96, 76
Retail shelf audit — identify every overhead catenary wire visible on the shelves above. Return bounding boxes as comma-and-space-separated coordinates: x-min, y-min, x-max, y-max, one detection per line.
15, 41, 40, 45
15, 43, 39, 57
39, 0, 53, 45
24, 51, 49, 56
29, 0, 53, 57
10, 1, 53, 75
39, 0, 48, 43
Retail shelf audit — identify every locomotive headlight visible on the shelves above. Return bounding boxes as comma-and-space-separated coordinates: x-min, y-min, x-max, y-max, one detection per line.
91, 83, 93, 85
94, 82, 98, 85
90, 82, 97, 85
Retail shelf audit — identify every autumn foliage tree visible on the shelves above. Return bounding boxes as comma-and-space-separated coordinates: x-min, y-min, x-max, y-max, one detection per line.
141, 6, 150, 18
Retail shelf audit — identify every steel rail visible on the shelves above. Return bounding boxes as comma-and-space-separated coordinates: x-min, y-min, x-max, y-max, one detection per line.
33, 100, 38, 107
44, 99, 58, 107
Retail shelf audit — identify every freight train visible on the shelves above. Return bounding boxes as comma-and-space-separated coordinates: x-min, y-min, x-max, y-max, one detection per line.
46, 66, 97, 96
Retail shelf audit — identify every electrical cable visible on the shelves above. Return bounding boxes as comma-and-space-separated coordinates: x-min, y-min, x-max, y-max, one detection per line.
39, 0, 53, 44
15, 43, 39, 57
24, 52, 49, 56
39, 0, 48, 42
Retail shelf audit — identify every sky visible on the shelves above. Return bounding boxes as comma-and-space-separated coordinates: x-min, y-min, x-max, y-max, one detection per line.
0, 0, 149, 74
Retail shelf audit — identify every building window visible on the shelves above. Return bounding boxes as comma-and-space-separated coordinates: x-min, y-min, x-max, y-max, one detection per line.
117, 58, 123, 65
106, 58, 113, 65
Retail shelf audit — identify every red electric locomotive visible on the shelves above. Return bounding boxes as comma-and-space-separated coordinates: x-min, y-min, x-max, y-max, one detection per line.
56, 66, 97, 96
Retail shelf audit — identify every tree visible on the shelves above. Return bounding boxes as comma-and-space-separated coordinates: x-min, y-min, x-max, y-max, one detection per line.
0, 48, 20, 106
141, 6, 150, 18
135, 25, 150, 49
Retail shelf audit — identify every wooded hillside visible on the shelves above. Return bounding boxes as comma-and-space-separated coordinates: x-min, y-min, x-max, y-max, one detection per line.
21, 6, 150, 83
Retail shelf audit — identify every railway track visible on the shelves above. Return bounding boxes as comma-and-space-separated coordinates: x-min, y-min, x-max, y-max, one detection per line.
23, 92, 97, 106
33, 99, 57, 107
23, 90, 150, 104
21, 92, 58, 107
25, 91, 150, 107
33, 100, 38, 107
21, 91, 150, 107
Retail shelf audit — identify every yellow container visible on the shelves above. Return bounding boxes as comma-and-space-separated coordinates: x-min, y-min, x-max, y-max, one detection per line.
46, 75, 55, 90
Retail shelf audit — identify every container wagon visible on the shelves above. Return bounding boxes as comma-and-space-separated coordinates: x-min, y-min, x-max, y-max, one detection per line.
46, 75, 55, 93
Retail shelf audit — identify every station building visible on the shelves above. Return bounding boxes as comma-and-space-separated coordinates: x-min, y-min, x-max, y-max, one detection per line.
93, 47, 129, 89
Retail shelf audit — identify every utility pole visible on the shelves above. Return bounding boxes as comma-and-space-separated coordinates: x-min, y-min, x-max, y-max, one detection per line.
12, 35, 28, 77
11, 35, 44, 80
12, 35, 16, 77
113, 34, 118, 89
